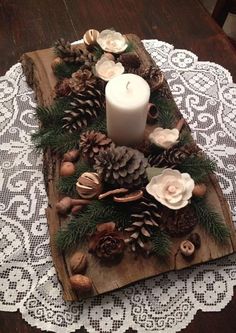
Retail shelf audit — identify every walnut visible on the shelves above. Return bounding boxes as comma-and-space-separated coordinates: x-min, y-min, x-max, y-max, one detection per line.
69, 252, 87, 274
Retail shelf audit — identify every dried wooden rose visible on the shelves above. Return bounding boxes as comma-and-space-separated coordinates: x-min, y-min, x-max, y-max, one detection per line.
88, 222, 125, 261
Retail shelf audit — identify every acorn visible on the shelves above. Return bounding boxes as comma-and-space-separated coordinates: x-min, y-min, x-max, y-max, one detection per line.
63, 149, 80, 162
192, 184, 207, 197
51, 57, 63, 71
70, 252, 87, 274
83, 29, 99, 46
60, 161, 75, 177
76, 172, 102, 199
69, 274, 92, 293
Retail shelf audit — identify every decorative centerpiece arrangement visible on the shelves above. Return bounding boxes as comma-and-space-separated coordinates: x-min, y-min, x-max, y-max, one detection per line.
21, 29, 236, 300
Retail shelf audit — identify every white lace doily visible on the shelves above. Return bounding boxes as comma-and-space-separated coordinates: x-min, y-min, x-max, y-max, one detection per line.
0, 40, 236, 333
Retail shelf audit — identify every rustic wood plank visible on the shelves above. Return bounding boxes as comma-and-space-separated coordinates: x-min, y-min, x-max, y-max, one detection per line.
21, 34, 236, 301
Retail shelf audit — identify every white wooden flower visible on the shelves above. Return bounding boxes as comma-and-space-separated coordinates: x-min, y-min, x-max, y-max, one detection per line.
149, 127, 179, 149
97, 29, 128, 54
95, 56, 124, 81
146, 169, 194, 210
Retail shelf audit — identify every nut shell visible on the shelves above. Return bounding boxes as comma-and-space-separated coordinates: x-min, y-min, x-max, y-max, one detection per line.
76, 172, 102, 199
70, 252, 87, 273
83, 29, 99, 46
63, 149, 80, 162
180, 240, 195, 257
60, 162, 76, 177
69, 274, 92, 293
192, 184, 207, 197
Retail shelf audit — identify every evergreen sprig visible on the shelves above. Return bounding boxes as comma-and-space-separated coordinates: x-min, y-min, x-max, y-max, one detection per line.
177, 156, 217, 183
54, 62, 81, 79
151, 229, 172, 257
56, 199, 132, 251
58, 161, 93, 196
35, 98, 69, 127
191, 197, 230, 243
150, 96, 177, 128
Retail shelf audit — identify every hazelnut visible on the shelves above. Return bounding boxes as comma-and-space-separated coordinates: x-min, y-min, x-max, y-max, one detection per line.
192, 184, 207, 197
60, 162, 75, 177
188, 233, 201, 249
180, 240, 195, 257
70, 252, 87, 273
69, 274, 92, 293
63, 149, 80, 162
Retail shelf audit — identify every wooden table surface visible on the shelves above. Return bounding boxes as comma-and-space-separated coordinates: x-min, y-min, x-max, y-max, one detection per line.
0, 0, 236, 332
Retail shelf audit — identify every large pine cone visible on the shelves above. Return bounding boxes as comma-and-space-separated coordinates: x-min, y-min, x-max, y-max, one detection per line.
80, 130, 113, 162
128, 65, 164, 91
148, 144, 202, 167
62, 88, 104, 132
54, 38, 96, 66
125, 195, 161, 251
161, 205, 198, 237
94, 146, 148, 188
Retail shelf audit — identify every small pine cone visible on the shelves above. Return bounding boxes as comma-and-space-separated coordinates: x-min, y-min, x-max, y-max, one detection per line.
62, 88, 103, 132
162, 205, 198, 237
68, 69, 97, 94
55, 78, 72, 97
94, 146, 148, 188
128, 65, 164, 91
125, 194, 161, 252
80, 130, 113, 162
54, 39, 96, 67
118, 53, 141, 70
148, 144, 202, 167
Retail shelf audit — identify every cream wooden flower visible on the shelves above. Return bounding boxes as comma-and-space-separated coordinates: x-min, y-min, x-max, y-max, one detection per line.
95, 56, 124, 81
146, 169, 194, 210
97, 29, 128, 53
149, 127, 179, 149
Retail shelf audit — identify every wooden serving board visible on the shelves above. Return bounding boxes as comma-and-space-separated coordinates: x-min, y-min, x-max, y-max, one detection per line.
21, 34, 236, 301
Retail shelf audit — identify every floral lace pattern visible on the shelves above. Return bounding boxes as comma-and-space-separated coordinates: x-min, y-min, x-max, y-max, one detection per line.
0, 40, 236, 333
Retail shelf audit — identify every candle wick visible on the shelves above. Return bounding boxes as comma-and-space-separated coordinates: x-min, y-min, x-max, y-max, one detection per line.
126, 81, 130, 90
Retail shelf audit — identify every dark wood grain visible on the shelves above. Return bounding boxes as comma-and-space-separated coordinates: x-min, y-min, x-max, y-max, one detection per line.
1, 0, 236, 332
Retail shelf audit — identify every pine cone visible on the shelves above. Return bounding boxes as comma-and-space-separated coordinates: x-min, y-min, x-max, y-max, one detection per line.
68, 69, 97, 94
118, 53, 141, 70
157, 80, 173, 99
125, 195, 161, 251
80, 130, 113, 162
128, 65, 164, 91
161, 205, 198, 237
94, 146, 148, 188
62, 88, 103, 132
54, 38, 96, 66
55, 78, 72, 97
148, 144, 202, 167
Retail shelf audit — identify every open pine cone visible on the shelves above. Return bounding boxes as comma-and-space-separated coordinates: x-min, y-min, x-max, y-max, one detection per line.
69, 69, 97, 94
128, 65, 164, 91
125, 195, 161, 252
62, 88, 104, 132
80, 130, 113, 162
148, 144, 202, 167
54, 38, 96, 66
94, 146, 148, 188
118, 53, 141, 70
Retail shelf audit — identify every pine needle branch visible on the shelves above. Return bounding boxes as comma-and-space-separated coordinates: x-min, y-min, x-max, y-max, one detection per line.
56, 199, 132, 251
151, 229, 172, 257
191, 197, 230, 244
177, 156, 217, 183
53, 62, 81, 79
35, 98, 70, 127
150, 96, 177, 128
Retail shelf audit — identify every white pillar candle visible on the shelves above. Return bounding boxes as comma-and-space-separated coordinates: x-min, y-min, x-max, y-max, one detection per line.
105, 73, 150, 145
